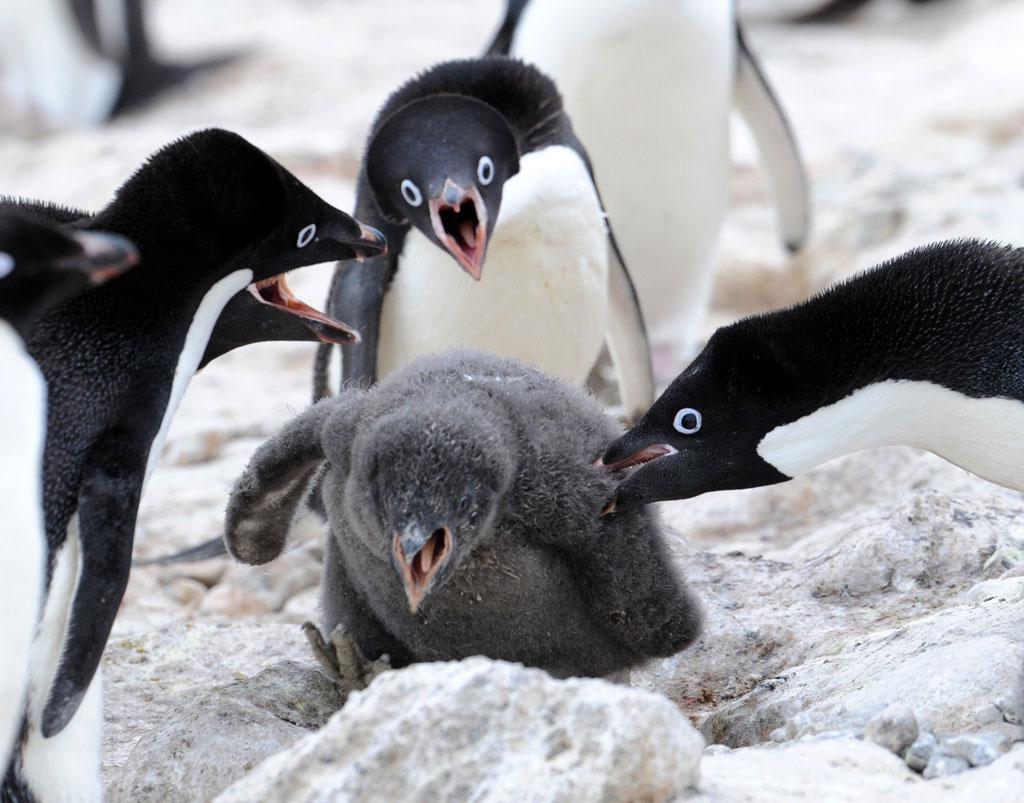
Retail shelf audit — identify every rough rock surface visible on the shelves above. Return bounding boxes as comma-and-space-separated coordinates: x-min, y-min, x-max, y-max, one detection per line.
864, 705, 919, 755
214, 658, 704, 803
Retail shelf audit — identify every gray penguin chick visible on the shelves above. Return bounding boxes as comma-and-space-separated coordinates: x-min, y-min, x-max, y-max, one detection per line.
226, 349, 701, 677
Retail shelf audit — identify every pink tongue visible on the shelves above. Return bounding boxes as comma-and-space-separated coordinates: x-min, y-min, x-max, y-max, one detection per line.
459, 221, 477, 249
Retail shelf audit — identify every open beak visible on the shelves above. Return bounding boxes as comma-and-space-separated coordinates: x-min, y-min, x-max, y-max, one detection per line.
429, 180, 488, 281
391, 524, 454, 614
348, 223, 388, 261
67, 230, 139, 284
249, 274, 360, 345
598, 442, 679, 517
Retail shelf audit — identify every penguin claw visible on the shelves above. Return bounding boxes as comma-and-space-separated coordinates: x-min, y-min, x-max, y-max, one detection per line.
302, 621, 390, 693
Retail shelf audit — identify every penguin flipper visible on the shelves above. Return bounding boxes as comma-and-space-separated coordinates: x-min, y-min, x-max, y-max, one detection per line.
42, 442, 144, 737
484, 0, 531, 55
604, 231, 655, 423
733, 25, 810, 252
134, 535, 228, 566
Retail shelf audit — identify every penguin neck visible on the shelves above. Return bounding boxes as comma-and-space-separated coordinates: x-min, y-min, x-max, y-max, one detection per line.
756, 379, 1024, 490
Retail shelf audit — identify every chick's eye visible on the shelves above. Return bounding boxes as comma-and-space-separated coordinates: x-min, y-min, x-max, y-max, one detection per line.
477, 156, 494, 186
457, 494, 472, 514
673, 408, 701, 435
400, 179, 423, 207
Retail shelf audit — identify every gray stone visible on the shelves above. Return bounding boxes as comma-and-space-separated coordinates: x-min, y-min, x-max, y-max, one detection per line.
703, 744, 732, 755
975, 703, 1005, 726
942, 733, 1012, 768
904, 732, 938, 772
770, 727, 790, 743
864, 705, 919, 755
215, 658, 704, 803
922, 753, 970, 779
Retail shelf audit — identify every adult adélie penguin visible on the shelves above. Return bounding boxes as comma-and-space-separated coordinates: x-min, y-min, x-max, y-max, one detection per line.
315, 57, 654, 422
601, 241, 1024, 512
0, 213, 137, 778
488, 0, 809, 358
0, 129, 383, 803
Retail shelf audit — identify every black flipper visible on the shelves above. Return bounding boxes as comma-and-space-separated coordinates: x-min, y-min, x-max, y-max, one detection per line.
41, 437, 145, 736
134, 535, 228, 566
484, 0, 532, 55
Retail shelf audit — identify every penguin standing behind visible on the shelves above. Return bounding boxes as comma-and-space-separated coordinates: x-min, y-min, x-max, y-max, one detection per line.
227, 350, 701, 677
601, 240, 1024, 511
488, 0, 809, 357
0, 213, 136, 777
0, 129, 384, 802
317, 57, 654, 421
0, 0, 230, 126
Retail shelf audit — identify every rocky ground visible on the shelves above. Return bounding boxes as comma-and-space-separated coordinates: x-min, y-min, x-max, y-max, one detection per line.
2, 0, 1024, 800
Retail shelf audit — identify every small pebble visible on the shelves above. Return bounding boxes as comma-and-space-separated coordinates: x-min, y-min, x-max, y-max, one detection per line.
922, 753, 969, 779
864, 704, 919, 755
903, 731, 937, 772
995, 696, 1022, 726
942, 732, 1011, 767
704, 744, 732, 755
974, 703, 1003, 726
769, 727, 789, 744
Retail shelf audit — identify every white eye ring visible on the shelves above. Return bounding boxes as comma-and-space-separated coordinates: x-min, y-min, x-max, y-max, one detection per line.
296, 223, 317, 248
401, 179, 423, 207
477, 155, 495, 186
673, 408, 702, 435
0, 251, 13, 279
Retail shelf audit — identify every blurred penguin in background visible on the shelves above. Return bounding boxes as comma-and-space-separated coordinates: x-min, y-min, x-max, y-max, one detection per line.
489, 0, 810, 366
0, 0, 229, 127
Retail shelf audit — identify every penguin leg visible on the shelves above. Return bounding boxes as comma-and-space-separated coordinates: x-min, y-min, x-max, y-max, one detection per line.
301, 622, 390, 692
603, 232, 656, 424
734, 23, 810, 253
41, 436, 146, 737
571, 516, 703, 661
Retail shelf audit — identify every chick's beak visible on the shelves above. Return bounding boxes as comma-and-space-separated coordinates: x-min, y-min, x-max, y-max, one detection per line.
392, 523, 454, 614
429, 179, 488, 281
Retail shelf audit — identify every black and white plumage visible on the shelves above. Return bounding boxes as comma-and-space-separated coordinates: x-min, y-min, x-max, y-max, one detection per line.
602, 240, 1024, 511
316, 57, 654, 422
488, 0, 809, 353
0, 214, 136, 780
0, 0, 231, 126
0, 129, 384, 802
229, 350, 700, 677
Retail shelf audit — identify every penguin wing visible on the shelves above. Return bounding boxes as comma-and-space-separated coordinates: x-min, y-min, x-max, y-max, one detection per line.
605, 229, 656, 423
733, 24, 810, 252
484, 0, 532, 55
41, 438, 145, 736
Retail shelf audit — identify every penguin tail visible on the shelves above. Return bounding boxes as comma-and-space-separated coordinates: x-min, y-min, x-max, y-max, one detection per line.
135, 536, 228, 566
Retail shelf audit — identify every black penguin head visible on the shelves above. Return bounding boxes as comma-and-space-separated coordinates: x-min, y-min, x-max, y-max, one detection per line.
366, 96, 519, 281
601, 324, 796, 512
0, 213, 137, 335
110, 129, 386, 344
357, 404, 514, 613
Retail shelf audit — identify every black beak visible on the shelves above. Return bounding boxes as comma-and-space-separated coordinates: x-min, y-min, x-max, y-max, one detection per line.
599, 434, 685, 515
65, 230, 139, 284
321, 219, 387, 261
391, 522, 454, 614
428, 179, 488, 281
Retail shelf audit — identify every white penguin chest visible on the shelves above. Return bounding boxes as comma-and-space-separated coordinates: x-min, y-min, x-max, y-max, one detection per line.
510, 0, 735, 341
757, 380, 1024, 490
377, 146, 609, 385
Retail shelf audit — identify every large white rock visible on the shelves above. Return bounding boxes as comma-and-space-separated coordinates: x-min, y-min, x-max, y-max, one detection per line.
215, 658, 705, 803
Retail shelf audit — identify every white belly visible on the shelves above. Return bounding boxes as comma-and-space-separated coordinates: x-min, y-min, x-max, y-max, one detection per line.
0, 322, 45, 769
511, 0, 735, 348
758, 380, 1024, 491
378, 145, 608, 386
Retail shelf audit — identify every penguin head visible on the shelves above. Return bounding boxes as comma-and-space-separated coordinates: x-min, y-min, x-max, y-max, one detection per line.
355, 403, 514, 614
600, 323, 795, 512
0, 212, 137, 335
365, 96, 519, 280
111, 128, 387, 344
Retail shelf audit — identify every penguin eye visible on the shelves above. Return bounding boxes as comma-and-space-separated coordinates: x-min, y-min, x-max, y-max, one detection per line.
400, 179, 423, 207
296, 223, 317, 248
673, 408, 702, 435
477, 156, 494, 186
0, 251, 13, 279
457, 494, 472, 514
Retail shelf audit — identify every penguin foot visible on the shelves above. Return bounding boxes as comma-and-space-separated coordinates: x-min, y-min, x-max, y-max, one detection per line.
302, 622, 390, 692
